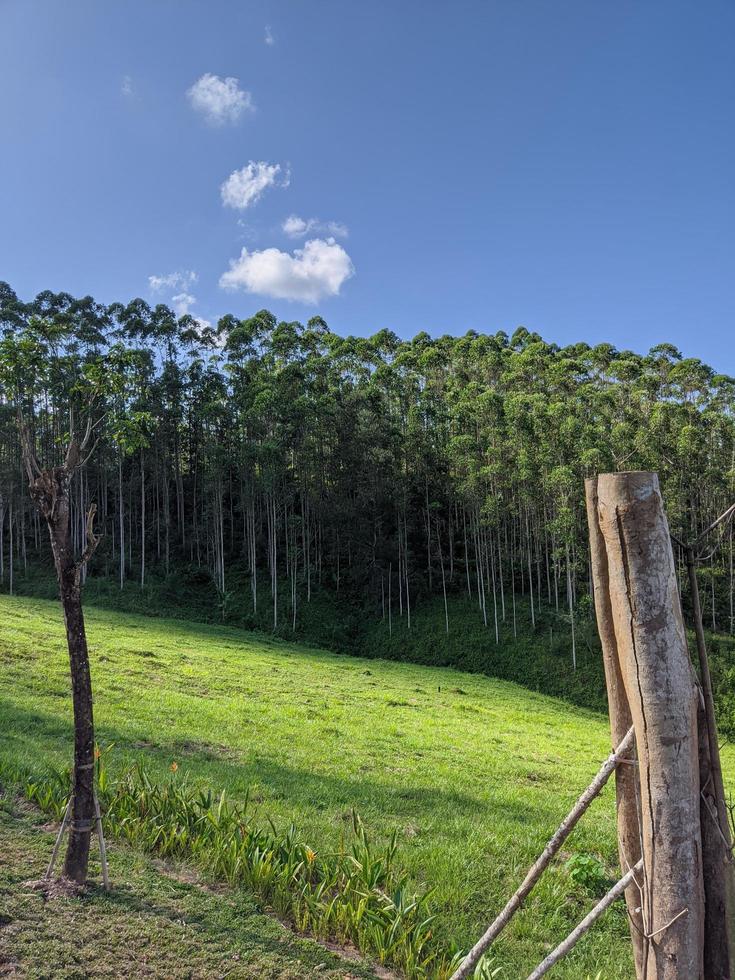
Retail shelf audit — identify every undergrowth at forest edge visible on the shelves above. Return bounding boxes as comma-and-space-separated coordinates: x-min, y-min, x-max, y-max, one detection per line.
5, 752, 479, 979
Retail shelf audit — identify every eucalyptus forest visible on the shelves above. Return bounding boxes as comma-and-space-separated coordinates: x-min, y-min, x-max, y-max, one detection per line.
2, 281, 733, 639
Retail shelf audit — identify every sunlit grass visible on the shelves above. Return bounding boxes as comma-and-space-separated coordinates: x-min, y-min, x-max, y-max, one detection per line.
2, 593, 730, 976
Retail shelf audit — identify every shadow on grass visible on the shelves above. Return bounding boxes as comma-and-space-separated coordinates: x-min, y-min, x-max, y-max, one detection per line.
0, 698, 567, 838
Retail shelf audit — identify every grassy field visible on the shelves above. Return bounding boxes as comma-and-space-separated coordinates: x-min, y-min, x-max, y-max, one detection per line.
2, 593, 732, 977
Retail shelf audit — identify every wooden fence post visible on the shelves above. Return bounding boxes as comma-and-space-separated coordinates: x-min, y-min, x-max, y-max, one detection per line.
594, 472, 704, 978
585, 476, 644, 974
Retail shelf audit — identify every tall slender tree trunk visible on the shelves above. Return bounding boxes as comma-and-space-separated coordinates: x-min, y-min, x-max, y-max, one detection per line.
57, 540, 96, 883
565, 541, 576, 669
8, 494, 13, 596
525, 509, 535, 627
140, 451, 145, 589
437, 522, 449, 634
118, 454, 124, 589
388, 561, 393, 636
0, 496, 5, 584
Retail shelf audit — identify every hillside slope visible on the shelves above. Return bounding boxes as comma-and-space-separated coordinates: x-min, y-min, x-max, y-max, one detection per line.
2, 594, 731, 976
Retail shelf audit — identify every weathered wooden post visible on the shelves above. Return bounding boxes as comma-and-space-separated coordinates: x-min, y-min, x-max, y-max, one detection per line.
585, 477, 644, 974
591, 472, 705, 977
683, 533, 735, 975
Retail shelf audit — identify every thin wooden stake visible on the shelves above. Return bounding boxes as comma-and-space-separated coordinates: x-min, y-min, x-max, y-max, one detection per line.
526, 859, 644, 979
94, 789, 110, 891
449, 727, 635, 980
46, 795, 72, 880
45, 790, 110, 890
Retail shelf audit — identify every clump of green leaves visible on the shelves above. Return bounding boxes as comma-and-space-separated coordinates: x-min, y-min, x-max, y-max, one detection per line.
447, 952, 503, 978
564, 852, 611, 896
22, 756, 450, 978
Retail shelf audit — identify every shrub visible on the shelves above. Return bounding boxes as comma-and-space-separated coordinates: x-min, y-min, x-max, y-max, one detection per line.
564, 853, 611, 897
19, 756, 453, 979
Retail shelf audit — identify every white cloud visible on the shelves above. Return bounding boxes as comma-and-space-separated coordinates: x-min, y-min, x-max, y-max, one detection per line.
221, 161, 289, 210
220, 237, 354, 304
187, 73, 254, 125
149, 270, 198, 292
171, 293, 212, 331
325, 220, 349, 238
121, 75, 133, 97
147, 271, 211, 329
171, 292, 196, 317
282, 215, 310, 237
282, 214, 348, 239
265, 25, 275, 45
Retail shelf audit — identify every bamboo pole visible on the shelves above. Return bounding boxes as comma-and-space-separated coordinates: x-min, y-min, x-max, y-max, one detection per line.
449, 727, 635, 980
45, 795, 72, 880
94, 790, 110, 892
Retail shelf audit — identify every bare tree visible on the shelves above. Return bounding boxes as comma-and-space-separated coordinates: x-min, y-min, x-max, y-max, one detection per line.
20, 415, 101, 884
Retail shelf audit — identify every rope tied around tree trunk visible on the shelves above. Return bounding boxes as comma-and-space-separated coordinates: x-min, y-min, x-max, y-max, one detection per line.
69, 819, 95, 832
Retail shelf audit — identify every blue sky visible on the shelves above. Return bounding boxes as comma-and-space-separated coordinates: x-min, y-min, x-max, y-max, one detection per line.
1, 1, 733, 370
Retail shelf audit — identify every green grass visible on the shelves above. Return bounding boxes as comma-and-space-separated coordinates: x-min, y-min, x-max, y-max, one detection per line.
0, 796, 379, 979
2, 565, 611, 717
13, 563, 735, 739
2, 593, 733, 977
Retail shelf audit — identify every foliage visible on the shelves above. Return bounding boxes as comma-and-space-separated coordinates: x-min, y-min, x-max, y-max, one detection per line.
1, 798, 377, 979
564, 853, 611, 898
1, 281, 735, 658
22, 759, 446, 978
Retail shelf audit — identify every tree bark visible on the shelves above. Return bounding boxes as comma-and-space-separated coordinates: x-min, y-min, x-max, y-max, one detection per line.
585, 477, 644, 974
684, 543, 735, 974
59, 558, 96, 883
596, 472, 704, 979
697, 691, 732, 979
28, 462, 97, 884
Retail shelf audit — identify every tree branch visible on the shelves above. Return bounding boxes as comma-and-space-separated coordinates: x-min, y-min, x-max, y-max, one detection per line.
526, 859, 645, 979
17, 413, 42, 484
692, 503, 735, 552
74, 504, 101, 577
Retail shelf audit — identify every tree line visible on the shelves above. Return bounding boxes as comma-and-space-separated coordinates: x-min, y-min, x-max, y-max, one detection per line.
2, 280, 734, 645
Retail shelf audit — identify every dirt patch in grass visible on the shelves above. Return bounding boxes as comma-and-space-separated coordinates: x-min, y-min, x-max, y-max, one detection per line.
23, 876, 85, 900
169, 740, 240, 761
